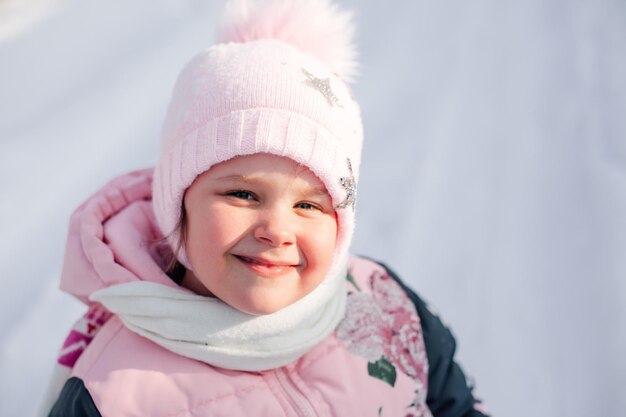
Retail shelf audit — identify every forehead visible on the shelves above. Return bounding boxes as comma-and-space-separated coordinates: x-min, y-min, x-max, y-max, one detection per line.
201, 153, 329, 194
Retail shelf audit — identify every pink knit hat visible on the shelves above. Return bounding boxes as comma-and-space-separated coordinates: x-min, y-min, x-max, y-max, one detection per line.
152, 0, 363, 269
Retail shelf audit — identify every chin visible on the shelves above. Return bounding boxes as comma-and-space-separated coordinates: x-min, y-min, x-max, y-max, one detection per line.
234, 295, 295, 316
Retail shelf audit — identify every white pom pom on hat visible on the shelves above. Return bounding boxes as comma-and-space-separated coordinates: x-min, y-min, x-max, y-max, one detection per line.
219, 0, 358, 82
152, 0, 364, 271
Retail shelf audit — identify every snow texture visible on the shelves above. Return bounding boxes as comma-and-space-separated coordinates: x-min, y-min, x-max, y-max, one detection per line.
0, 0, 625, 416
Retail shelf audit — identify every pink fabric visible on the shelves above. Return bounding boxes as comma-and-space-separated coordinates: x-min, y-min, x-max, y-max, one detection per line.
70, 259, 429, 417
60, 169, 180, 304
60, 170, 431, 416
152, 1, 363, 270
219, 0, 357, 82
57, 304, 111, 367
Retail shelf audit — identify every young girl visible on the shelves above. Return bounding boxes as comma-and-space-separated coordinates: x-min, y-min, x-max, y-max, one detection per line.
45, 1, 489, 416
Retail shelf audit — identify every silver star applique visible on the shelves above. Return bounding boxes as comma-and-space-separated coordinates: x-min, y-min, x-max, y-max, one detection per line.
302, 69, 342, 108
335, 158, 357, 210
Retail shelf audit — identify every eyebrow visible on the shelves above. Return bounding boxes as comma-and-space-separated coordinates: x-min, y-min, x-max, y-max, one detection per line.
216, 174, 329, 197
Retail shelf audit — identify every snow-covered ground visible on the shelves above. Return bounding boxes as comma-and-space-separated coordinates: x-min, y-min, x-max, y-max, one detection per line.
1, 0, 624, 416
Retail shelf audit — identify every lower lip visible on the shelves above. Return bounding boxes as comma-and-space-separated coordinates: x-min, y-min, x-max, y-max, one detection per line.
234, 256, 296, 277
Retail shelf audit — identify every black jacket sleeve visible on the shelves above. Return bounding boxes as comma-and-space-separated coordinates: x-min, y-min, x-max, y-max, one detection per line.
48, 377, 102, 417
380, 262, 490, 417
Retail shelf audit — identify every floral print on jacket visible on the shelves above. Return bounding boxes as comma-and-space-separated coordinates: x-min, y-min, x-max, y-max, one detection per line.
338, 268, 432, 417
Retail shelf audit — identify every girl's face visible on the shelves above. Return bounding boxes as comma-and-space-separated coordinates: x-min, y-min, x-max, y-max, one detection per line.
182, 153, 338, 315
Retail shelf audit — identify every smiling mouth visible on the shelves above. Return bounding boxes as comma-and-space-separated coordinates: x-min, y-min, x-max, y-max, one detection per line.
233, 255, 298, 276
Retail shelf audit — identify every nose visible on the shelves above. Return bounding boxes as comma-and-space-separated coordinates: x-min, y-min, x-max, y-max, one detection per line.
253, 209, 295, 248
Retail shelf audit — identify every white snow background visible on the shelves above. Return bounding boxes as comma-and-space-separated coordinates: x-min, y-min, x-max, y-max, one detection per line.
1, 0, 625, 416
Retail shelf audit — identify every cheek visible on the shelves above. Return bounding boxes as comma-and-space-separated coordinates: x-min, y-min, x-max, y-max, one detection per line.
306, 217, 338, 269
186, 205, 248, 261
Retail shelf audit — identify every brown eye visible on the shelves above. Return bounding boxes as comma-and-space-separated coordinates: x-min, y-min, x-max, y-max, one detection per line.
295, 202, 319, 210
227, 190, 256, 200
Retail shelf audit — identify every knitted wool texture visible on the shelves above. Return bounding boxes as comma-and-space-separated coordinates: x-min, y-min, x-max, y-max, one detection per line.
152, 0, 364, 269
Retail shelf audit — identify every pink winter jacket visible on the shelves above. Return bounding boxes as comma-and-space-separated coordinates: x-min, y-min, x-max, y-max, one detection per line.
49, 169, 488, 417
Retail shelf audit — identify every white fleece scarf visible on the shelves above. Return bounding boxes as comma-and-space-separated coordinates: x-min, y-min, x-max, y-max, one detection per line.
90, 256, 348, 371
